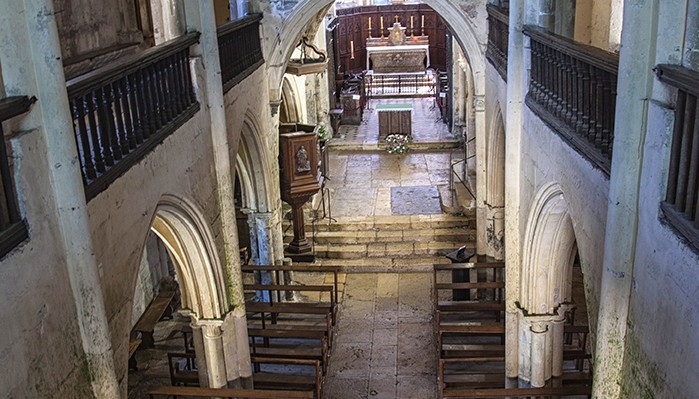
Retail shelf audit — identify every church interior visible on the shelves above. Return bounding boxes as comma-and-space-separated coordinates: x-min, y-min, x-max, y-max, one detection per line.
0, 0, 697, 398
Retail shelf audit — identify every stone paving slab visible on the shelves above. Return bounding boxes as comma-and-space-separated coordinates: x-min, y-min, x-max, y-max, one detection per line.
391, 186, 442, 215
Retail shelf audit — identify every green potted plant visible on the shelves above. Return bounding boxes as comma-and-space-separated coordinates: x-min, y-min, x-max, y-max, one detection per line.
317, 123, 329, 143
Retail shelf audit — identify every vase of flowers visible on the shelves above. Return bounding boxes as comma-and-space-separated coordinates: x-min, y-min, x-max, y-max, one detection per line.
385, 133, 411, 154
317, 123, 329, 143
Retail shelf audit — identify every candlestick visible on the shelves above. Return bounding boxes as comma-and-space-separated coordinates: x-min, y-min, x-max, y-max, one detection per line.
350, 40, 354, 59
368, 17, 372, 29
411, 15, 414, 29
421, 15, 425, 28
380, 16, 384, 37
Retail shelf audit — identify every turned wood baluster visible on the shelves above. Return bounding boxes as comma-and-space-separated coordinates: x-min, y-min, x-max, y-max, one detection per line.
666, 91, 686, 205
594, 68, 605, 149
86, 91, 105, 173
600, 71, 614, 155
563, 54, 574, 124
684, 101, 699, 221
119, 78, 136, 150
152, 62, 167, 128
587, 66, 599, 142
569, 56, 580, 128
529, 41, 539, 101
72, 97, 96, 180
676, 94, 697, 213
112, 81, 130, 157
95, 87, 115, 166
553, 49, 565, 118
130, 71, 146, 143
578, 60, 591, 137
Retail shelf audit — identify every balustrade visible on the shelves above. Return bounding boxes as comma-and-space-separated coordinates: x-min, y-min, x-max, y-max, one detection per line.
486, 4, 508, 81
67, 33, 200, 200
524, 26, 618, 175
218, 14, 264, 93
657, 64, 699, 249
365, 73, 435, 97
0, 96, 34, 257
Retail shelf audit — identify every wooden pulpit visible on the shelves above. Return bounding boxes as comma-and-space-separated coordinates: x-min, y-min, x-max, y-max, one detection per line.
280, 129, 320, 261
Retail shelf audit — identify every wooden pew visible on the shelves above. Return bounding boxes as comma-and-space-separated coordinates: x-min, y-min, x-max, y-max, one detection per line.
127, 338, 142, 371
132, 289, 177, 348
167, 352, 198, 386
248, 328, 328, 374
433, 262, 505, 303
250, 356, 322, 399
147, 385, 315, 398
437, 323, 506, 351
441, 384, 592, 398
242, 265, 340, 324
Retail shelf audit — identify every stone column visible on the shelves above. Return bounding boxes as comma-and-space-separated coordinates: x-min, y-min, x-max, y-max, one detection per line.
190, 309, 252, 388
529, 321, 548, 388
504, 0, 526, 379
184, 0, 244, 309
593, 1, 657, 397
0, 0, 120, 396
249, 211, 276, 265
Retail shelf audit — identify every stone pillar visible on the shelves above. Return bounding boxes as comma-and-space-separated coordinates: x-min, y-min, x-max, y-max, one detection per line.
593, 1, 657, 397
474, 91, 487, 256
504, 0, 526, 379
184, 0, 244, 309
517, 309, 568, 387
0, 0, 120, 396
248, 211, 276, 265
529, 322, 548, 388
190, 309, 252, 388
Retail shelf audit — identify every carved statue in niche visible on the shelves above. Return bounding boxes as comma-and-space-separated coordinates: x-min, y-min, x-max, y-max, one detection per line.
388, 22, 407, 46
295, 145, 311, 173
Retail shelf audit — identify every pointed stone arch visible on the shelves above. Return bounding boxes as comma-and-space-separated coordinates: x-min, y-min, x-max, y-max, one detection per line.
265, 0, 486, 103
147, 195, 228, 319
280, 76, 302, 124
485, 103, 506, 259
521, 182, 578, 314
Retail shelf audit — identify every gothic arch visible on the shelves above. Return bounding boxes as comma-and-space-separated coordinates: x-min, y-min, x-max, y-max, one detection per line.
145, 195, 228, 319
280, 76, 302, 124
236, 112, 273, 212
266, 0, 486, 102
520, 183, 578, 315
486, 104, 505, 208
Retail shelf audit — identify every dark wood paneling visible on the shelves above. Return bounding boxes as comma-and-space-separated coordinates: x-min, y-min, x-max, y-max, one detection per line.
334, 5, 448, 75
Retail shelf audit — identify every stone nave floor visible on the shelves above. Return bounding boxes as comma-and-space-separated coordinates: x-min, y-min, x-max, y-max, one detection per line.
128, 97, 456, 398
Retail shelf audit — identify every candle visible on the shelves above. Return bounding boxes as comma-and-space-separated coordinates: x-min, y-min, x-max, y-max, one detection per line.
350, 40, 354, 59
380, 16, 384, 30
368, 17, 372, 29
411, 15, 414, 29
421, 15, 425, 28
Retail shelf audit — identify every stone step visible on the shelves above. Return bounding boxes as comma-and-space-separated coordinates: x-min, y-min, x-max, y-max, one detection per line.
300, 214, 476, 232
293, 256, 453, 273
312, 241, 466, 259
289, 227, 475, 245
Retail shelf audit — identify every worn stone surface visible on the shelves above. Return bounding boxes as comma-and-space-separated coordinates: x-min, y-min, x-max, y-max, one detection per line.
390, 186, 442, 215
323, 273, 437, 399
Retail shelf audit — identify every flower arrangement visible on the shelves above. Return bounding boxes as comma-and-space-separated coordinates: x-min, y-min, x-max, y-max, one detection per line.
317, 123, 329, 141
385, 133, 411, 154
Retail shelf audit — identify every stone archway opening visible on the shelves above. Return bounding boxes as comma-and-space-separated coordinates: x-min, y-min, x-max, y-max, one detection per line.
127, 196, 251, 394
513, 183, 592, 388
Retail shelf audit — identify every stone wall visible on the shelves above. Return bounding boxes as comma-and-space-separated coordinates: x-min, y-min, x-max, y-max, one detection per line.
0, 120, 93, 398
520, 106, 609, 340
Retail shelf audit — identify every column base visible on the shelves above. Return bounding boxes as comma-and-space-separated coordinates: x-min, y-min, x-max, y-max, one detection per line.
285, 239, 315, 262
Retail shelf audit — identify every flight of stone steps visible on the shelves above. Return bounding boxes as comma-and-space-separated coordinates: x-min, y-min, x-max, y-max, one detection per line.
284, 211, 476, 272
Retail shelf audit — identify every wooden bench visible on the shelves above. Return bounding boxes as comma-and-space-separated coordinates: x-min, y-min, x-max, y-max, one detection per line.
433, 262, 505, 302
132, 290, 176, 348
242, 265, 340, 324
248, 328, 328, 374
147, 385, 315, 398
246, 302, 333, 347
441, 384, 592, 398
438, 323, 506, 350
127, 338, 142, 371
167, 352, 199, 386
251, 356, 322, 399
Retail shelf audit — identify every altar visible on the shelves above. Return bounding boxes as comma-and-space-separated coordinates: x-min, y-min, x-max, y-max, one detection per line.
377, 103, 412, 140
366, 21, 430, 74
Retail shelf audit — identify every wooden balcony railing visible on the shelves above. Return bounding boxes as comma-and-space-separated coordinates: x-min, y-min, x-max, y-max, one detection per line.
0, 96, 34, 258
67, 32, 201, 200
524, 26, 619, 175
486, 4, 509, 81
218, 14, 264, 93
656, 64, 699, 249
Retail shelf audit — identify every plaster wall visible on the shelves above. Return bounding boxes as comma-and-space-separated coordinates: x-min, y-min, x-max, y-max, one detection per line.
0, 122, 93, 398
621, 99, 699, 399
520, 106, 609, 339
617, 2, 699, 393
